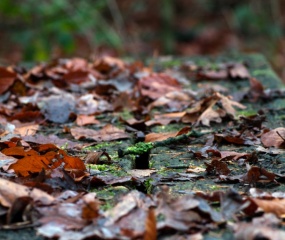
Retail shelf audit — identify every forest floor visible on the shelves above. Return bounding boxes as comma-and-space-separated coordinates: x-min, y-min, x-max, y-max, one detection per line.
0, 53, 285, 239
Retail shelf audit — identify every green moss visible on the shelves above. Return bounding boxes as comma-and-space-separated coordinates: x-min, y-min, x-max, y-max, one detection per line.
100, 201, 113, 211
236, 109, 257, 117
84, 141, 122, 151
126, 142, 154, 155
59, 142, 69, 150
209, 185, 222, 191
86, 164, 125, 176
144, 178, 153, 194
95, 186, 130, 211
252, 69, 278, 79
151, 123, 185, 133
120, 109, 133, 120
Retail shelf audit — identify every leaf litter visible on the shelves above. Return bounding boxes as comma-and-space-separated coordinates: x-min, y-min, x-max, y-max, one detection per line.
0, 56, 285, 239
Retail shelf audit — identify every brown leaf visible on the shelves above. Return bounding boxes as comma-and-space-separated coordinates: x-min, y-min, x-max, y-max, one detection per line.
71, 124, 130, 142
138, 73, 181, 100
6, 196, 33, 224
10, 111, 43, 123
184, 92, 246, 126
234, 214, 285, 239
147, 90, 193, 112
261, 127, 285, 148
220, 151, 250, 160
243, 166, 275, 184
23, 134, 80, 149
229, 63, 250, 79
84, 151, 111, 164
145, 126, 190, 142
248, 77, 265, 102
217, 92, 246, 117
0, 178, 54, 208
197, 69, 228, 80
5, 146, 86, 177
145, 112, 186, 126
76, 115, 100, 126
0, 67, 17, 94
81, 193, 100, 221
205, 159, 230, 175
93, 56, 125, 74
63, 70, 90, 85
144, 208, 157, 240
252, 198, 285, 217
13, 121, 39, 136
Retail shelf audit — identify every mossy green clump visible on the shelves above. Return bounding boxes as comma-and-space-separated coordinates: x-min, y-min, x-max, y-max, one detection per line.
84, 141, 122, 151
125, 142, 154, 155
144, 178, 154, 194
86, 164, 125, 176
236, 109, 257, 117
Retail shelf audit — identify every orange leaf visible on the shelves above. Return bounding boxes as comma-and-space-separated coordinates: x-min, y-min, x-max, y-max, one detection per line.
144, 208, 157, 240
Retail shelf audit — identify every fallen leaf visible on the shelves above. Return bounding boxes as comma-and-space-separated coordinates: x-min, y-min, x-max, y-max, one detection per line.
84, 151, 111, 164
205, 159, 231, 176
144, 208, 157, 240
0, 67, 17, 94
12, 121, 39, 136
137, 73, 181, 100
0, 178, 54, 208
71, 124, 129, 142
145, 112, 186, 126
261, 127, 285, 148
183, 92, 246, 126
93, 56, 125, 74
234, 214, 285, 240
229, 63, 250, 79
4, 145, 86, 177
252, 198, 285, 217
145, 126, 190, 142
248, 77, 265, 102
23, 134, 79, 149
81, 193, 100, 221
76, 115, 100, 126
243, 165, 275, 184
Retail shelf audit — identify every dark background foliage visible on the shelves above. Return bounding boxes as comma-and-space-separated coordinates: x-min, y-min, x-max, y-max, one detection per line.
0, 0, 284, 80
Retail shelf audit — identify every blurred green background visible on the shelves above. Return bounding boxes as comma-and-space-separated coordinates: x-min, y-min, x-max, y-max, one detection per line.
0, 0, 284, 80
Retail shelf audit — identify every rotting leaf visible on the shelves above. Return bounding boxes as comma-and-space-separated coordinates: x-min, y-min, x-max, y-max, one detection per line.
145, 126, 190, 142
0, 178, 54, 208
229, 63, 250, 79
76, 115, 100, 126
0, 67, 17, 94
84, 150, 111, 164
205, 159, 231, 176
261, 127, 285, 149
183, 92, 246, 126
81, 193, 100, 221
137, 73, 181, 100
243, 165, 276, 184
143, 207, 157, 240
248, 77, 265, 102
71, 124, 130, 142
234, 214, 285, 239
